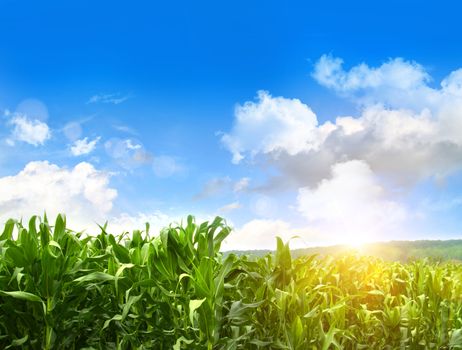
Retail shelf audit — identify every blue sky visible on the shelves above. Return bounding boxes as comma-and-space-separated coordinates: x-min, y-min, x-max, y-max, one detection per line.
1, 0, 462, 249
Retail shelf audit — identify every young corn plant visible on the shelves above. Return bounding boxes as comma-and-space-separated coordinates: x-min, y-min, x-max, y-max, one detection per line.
0, 215, 462, 349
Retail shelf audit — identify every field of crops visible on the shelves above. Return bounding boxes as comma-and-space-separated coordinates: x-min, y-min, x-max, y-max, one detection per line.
0, 215, 461, 349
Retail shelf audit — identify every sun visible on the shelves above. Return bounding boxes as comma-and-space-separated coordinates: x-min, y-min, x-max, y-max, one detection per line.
345, 233, 369, 248
348, 239, 366, 248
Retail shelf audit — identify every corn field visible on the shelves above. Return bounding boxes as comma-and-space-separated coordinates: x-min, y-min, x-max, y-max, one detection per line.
0, 215, 461, 349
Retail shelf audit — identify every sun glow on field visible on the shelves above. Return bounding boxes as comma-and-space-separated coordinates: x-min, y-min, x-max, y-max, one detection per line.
314, 232, 372, 250
344, 233, 370, 248
348, 239, 366, 248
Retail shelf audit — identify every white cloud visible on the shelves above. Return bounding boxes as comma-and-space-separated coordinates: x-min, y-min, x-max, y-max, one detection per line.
313, 55, 430, 93
223, 73, 462, 188
7, 115, 51, 146
223, 161, 409, 251
106, 211, 175, 235
124, 139, 141, 150
70, 137, 101, 156
107, 212, 220, 239
87, 93, 130, 105
221, 90, 320, 163
233, 177, 250, 192
0, 161, 192, 236
270, 103, 462, 188
441, 69, 462, 96
218, 56, 462, 248
152, 155, 184, 178
222, 218, 325, 251
223, 219, 295, 251
194, 176, 252, 200
311, 54, 462, 112
297, 160, 407, 243
0, 161, 117, 231
218, 201, 241, 213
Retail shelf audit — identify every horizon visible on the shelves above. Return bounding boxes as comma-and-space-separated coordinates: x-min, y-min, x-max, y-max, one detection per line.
1, 0, 462, 250
224, 238, 462, 252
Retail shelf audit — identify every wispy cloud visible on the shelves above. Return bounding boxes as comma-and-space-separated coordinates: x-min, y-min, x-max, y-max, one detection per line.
233, 177, 250, 193
104, 138, 152, 170
62, 116, 95, 142
87, 93, 131, 105
112, 124, 139, 135
193, 177, 232, 200
194, 176, 253, 200
218, 201, 241, 213
152, 155, 185, 178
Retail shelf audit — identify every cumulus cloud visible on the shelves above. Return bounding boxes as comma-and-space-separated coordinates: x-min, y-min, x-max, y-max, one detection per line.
7, 115, 51, 146
441, 69, 462, 96
0, 161, 117, 230
313, 55, 430, 93
311, 54, 462, 111
221, 90, 321, 163
222, 69, 462, 188
223, 161, 409, 250
70, 137, 101, 156
222, 219, 325, 251
269, 105, 462, 188
107, 212, 220, 238
297, 160, 407, 242
0, 160, 191, 236
106, 211, 175, 235
219, 56, 462, 247
222, 219, 295, 250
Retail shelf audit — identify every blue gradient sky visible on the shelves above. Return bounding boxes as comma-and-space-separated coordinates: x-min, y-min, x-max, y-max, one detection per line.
1, 0, 461, 249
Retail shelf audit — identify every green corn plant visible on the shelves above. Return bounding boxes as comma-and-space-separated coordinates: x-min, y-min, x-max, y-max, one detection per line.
1, 216, 462, 349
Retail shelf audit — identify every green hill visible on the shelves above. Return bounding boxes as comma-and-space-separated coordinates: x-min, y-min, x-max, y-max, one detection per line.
226, 239, 462, 262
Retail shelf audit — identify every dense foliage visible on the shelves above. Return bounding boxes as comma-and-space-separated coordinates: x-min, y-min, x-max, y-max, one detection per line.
0, 215, 461, 349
